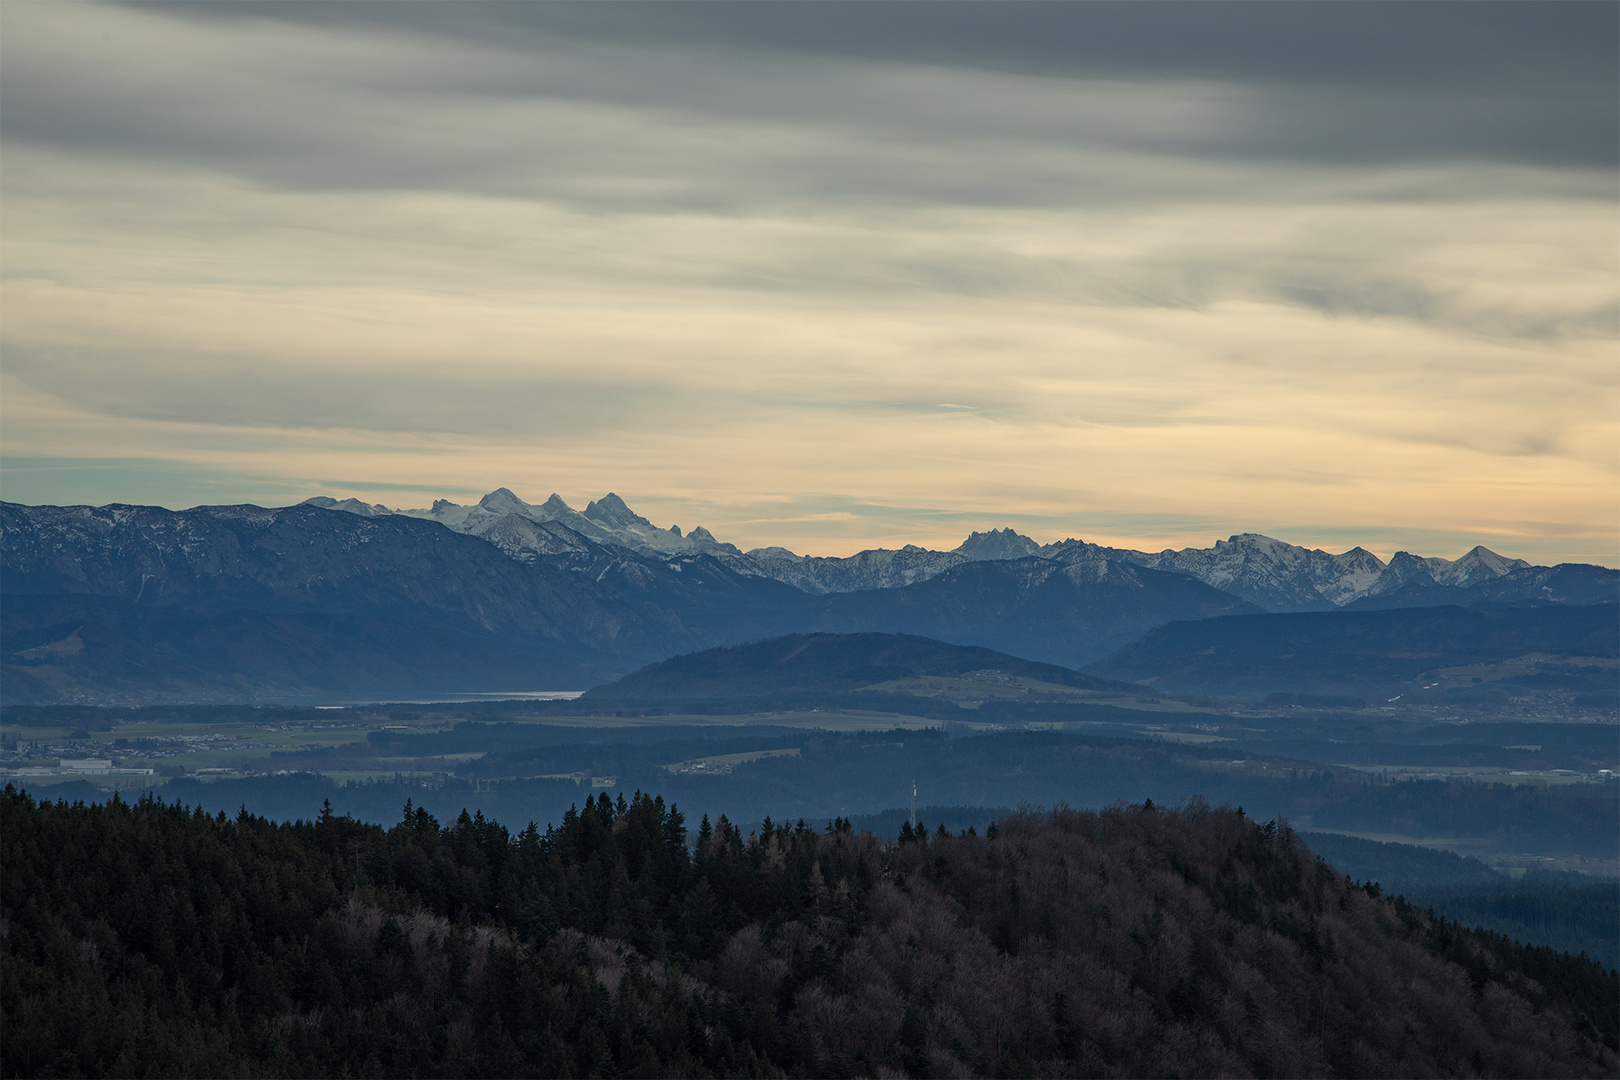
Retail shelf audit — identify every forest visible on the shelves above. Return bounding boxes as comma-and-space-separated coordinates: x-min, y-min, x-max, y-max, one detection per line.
4, 784, 1615, 1078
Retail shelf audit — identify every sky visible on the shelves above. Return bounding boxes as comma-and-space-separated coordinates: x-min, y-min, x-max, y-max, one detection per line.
1, 2, 1615, 564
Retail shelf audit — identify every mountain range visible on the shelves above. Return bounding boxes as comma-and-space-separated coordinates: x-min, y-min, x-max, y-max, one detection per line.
2, 488, 1613, 704
307, 488, 1600, 612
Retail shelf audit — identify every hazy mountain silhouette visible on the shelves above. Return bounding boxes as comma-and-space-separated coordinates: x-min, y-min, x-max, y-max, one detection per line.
584, 632, 1140, 700
1087, 603, 1619, 705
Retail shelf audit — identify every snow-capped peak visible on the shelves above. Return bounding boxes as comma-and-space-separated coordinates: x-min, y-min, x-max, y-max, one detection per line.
1440, 546, 1530, 586
301, 496, 389, 517
584, 493, 650, 530
537, 493, 573, 515
1355, 545, 1533, 597
478, 487, 533, 516
746, 546, 804, 562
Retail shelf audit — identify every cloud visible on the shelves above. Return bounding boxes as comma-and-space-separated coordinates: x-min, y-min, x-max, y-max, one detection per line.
0, 2, 1614, 563
147, 2, 1620, 167
4, 3, 1612, 208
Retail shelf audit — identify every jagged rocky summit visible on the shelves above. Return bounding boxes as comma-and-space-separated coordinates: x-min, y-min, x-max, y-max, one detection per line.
306, 488, 740, 558
302, 488, 1588, 613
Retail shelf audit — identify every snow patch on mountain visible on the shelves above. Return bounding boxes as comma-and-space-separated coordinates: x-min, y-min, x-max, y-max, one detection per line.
299, 497, 390, 518
1111, 533, 1392, 612
469, 514, 602, 563
1355, 545, 1532, 599
739, 545, 969, 595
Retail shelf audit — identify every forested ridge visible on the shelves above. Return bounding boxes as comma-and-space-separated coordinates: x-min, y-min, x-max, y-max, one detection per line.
3, 784, 1615, 1078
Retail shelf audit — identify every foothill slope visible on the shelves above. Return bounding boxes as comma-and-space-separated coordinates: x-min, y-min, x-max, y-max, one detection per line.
584, 632, 1141, 701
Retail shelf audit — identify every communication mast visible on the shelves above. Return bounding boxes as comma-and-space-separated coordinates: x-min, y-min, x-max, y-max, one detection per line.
910, 779, 917, 828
